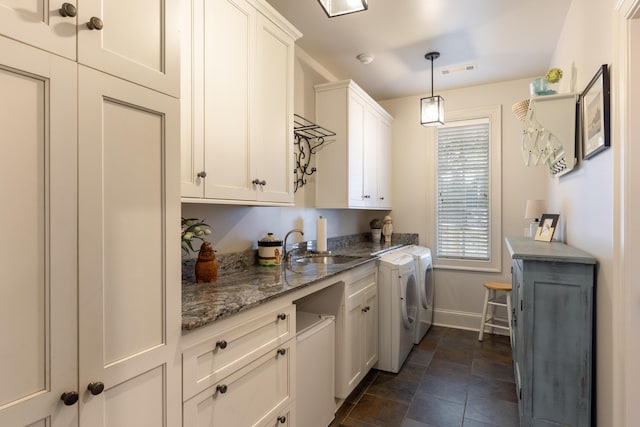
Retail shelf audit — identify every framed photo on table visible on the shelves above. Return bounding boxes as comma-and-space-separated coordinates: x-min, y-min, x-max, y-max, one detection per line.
535, 214, 560, 242
581, 64, 610, 160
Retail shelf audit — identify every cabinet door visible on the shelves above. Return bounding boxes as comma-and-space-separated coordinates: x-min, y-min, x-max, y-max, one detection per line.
77, 0, 180, 96
77, 66, 181, 427
362, 281, 378, 372
511, 260, 524, 418
254, 13, 295, 204
363, 107, 378, 207
202, 0, 257, 202
347, 93, 366, 207
0, 37, 77, 427
376, 117, 392, 209
0, 0, 77, 60
184, 341, 295, 427
180, 0, 205, 198
341, 287, 364, 397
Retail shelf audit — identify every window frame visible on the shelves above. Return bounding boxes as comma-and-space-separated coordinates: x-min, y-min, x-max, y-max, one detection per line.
428, 105, 502, 273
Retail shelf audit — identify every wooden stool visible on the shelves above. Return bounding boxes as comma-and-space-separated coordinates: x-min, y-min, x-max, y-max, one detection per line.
478, 281, 512, 342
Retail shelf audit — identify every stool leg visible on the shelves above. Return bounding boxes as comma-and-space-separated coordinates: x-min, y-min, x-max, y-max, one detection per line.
478, 288, 490, 341
506, 291, 513, 346
489, 289, 497, 335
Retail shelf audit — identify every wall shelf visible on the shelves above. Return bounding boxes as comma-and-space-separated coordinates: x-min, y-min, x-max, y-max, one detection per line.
293, 114, 335, 192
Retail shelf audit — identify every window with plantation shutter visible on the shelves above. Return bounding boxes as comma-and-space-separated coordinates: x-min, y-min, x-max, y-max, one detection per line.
436, 118, 491, 261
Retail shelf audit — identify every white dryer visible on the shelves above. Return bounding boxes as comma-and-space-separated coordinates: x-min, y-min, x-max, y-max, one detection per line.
400, 245, 434, 344
377, 251, 418, 373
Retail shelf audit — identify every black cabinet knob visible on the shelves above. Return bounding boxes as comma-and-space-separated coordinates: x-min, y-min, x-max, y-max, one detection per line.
277, 313, 287, 320
87, 382, 104, 396
216, 384, 228, 394
277, 348, 286, 356
277, 415, 287, 424
60, 391, 79, 406
215, 340, 228, 350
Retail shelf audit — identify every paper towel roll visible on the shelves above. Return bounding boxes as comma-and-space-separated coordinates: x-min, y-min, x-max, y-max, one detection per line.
317, 216, 327, 252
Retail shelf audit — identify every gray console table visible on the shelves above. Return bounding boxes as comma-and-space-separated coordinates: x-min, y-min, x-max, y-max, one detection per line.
505, 237, 596, 427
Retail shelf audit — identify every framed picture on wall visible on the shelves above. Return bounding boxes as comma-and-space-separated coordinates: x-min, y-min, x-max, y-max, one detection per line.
535, 214, 560, 242
581, 64, 610, 160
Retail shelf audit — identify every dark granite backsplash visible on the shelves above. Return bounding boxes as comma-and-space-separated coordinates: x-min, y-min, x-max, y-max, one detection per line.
182, 232, 418, 281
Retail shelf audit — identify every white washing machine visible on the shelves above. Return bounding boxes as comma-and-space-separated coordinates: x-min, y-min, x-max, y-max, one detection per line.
377, 251, 418, 373
400, 245, 434, 344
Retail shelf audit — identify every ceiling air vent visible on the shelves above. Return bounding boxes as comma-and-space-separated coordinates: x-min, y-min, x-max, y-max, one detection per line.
440, 64, 477, 76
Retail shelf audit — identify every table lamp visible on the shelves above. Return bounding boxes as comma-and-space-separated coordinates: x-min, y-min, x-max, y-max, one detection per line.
525, 200, 546, 238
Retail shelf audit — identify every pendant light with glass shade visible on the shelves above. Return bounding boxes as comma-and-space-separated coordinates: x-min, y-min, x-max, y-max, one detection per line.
420, 52, 445, 126
318, 0, 368, 18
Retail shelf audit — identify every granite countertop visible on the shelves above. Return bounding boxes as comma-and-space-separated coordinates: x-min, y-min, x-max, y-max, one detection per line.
182, 239, 411, 331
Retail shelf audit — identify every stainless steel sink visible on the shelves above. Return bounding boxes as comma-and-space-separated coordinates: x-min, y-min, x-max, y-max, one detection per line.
294, 254, 362, 265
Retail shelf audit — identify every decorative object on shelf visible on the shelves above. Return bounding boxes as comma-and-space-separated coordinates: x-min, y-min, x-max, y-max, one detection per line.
258, 233, 284, 266
182, 217, 212, 255
382, 215, 393, 243
581, 64, 610, 160
524, 199, 546, 239
195, 241, 218, 283
370, 218, 382, 242
318, 0, 368, 18
293, 114, 336, 192
529, 67, 563, 96
512, 99, 531, 122
420, 51, 445, 126
534, 213, 559, 242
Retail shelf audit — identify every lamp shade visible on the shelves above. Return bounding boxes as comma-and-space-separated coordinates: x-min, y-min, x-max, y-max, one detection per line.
318, 0, 368, 17
524, 199, 546, 220
421, 95, 445, 126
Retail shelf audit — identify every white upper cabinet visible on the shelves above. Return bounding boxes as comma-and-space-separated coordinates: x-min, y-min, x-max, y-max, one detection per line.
0, 0, 78, 59
315, 80, 394, 210
0, 0, 180, 96
181, 0, 300, 205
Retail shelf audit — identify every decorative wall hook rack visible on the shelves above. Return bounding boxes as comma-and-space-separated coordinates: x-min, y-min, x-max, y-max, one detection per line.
293, 114, 335, 192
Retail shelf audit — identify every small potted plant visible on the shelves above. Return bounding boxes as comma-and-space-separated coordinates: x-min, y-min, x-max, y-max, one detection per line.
369, 218, 382, 243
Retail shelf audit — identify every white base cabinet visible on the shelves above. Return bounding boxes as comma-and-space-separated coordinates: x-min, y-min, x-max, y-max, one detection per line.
315, 80, 393, 210
182, 304, 296, 427
335, 264, 378, 398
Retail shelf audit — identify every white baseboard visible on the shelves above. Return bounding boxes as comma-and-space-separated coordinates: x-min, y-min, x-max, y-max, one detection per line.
432, 308, 510, 337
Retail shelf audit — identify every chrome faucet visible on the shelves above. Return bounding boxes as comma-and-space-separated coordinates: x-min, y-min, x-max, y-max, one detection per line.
283, 228, 304, 263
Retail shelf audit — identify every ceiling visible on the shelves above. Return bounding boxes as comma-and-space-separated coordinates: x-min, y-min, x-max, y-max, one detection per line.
264, 0, 572, 100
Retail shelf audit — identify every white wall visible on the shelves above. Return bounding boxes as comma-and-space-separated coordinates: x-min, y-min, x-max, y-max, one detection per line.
182, 48, 384, 257
379, 78, 549, 330
546, 0, 617, 425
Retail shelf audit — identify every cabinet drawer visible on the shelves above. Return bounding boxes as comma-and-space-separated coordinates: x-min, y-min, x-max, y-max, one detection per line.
184, 339, 296, 427
183, 304, 296, 401
258, 403, 296, 427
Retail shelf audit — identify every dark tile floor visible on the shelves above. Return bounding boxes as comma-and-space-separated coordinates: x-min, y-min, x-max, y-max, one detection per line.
330, 326, 519, 427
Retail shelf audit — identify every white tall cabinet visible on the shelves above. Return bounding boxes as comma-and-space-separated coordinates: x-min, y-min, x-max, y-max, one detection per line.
180, 0, 300, 205
0, 36, 79, 427
0, 2, 181, 426
315, 80, 394, 210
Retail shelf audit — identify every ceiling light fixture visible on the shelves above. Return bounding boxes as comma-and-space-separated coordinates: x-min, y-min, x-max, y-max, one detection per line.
420, 51, 445, 126
356, 53, 374, 64
318, 0, 368, 18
